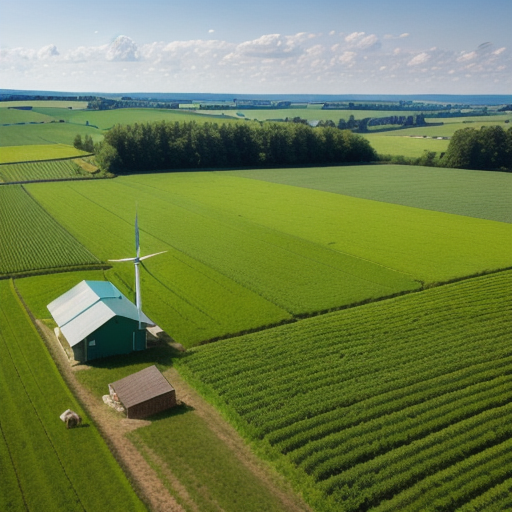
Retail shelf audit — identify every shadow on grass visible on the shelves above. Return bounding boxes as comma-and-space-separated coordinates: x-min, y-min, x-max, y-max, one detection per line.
86, 342, 184, 372
148, 403, 195, 423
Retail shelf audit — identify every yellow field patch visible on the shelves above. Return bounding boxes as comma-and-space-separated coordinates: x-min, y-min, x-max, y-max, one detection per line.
0, 144, 90, 164
73, 158, 99, 173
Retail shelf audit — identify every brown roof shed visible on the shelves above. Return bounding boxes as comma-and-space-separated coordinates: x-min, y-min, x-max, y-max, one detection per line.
109, 365, 176, 419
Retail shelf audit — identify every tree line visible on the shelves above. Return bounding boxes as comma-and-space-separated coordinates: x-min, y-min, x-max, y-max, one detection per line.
94, 120, 377, 173
389, 125, 512, 171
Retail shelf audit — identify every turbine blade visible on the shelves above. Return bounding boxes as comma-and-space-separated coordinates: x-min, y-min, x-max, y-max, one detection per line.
135, 212, 140, 259
139, 251, 167, 261
108, 257, 137, 262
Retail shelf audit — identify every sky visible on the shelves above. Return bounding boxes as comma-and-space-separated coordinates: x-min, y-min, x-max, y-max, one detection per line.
1, 0, 510, 95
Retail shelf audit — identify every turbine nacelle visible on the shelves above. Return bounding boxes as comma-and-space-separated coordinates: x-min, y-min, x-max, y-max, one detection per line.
108, 214, 166, 329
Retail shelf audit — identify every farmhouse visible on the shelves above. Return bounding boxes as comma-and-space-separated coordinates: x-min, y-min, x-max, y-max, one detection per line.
109, 365, 176, 419
47, 280, 153, 363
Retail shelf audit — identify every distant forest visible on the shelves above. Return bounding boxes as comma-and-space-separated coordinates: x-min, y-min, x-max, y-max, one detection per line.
94, 121, 377, 173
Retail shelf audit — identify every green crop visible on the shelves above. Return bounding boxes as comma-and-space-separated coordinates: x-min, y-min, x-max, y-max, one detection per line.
0, 280, 147, 512
0, 185, 99, 275
0, 159, 93, 182
177, 270, 512, 512
361, 133, 450, 157
0, 144, 89, 164
227, 165, 512, 223
19, 171, 512, 344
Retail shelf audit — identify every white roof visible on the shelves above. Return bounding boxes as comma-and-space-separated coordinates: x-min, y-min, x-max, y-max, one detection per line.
47, 281, 152, 347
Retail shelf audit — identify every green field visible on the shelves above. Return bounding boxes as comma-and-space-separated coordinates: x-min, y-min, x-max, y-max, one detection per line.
197, 108, 434, 122
227, 165, 512, 223
0, 100, 89, 109
0, 158, 95, 182
0, 279, 147, 512
0, 108, 55, 124
0, 144, 90, 163
361, 133, 450, 157
0, 185, 99, 275
31, 107, 239, 130
0, 123, 103, 147
177, 270, 512, 512
16, 172, 511, 346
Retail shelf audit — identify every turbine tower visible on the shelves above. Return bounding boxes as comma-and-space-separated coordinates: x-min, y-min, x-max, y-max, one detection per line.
108, 213, 166, 328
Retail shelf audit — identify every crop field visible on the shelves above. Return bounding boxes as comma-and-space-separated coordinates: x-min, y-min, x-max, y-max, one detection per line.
177, 270, 512, 512
0, 100, 89, 109
31, 107, 239, 130
379, 118, 512, 138
0, 144, 90, 164
0, 279, 147, 512
196, 108, 433, 122
361, 133, 450, 157
0, 185, 99, 275
0, 108, 55, 124
227, 165, 512, 223
0, 158, 94, 183
0, 123, 103, 147
16, 172, 511, 346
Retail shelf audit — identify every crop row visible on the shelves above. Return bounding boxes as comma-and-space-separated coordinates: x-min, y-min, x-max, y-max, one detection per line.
303, 379, 511, 480
0, 185, 98, 275
291, 372, 510, 469
184, 269, 510, 378
178, 271, 512, 511
181, 273, 511, 436
0, 159, 91, 183
0, 280, 146, 512
322, 407, 511, 512
272, 357, 511, 453
455, 479, 512, 512
370, 437, 512, 512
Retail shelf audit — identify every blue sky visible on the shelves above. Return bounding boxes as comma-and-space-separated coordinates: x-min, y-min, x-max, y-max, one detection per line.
1, 0, 510, 94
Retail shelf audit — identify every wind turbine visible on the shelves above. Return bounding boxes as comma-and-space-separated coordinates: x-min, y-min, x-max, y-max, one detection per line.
109, 213, 166, 328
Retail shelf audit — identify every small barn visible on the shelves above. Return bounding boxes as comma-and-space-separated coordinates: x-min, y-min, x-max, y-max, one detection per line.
109, 365, 176, 419
47, 280, 153, 363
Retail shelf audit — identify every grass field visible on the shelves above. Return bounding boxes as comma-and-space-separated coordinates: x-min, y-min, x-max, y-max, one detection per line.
227, 165, 512, 224
0, 144, 90, 163
378, 117, 512, 138
361, 133, 450, 157
0, 108, 55, 124
196, 108, 435, 122
0, 279, 147, 512
31, 107, 239, 130
0, 100, 89, 109
0, 158, 94, 182
0, 123, 103, 147
176, 270, 512, 512
19, 172, 512, 346
0, 185, 99, 275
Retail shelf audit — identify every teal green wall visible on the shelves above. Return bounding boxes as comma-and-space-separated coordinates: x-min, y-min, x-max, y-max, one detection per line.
73, 317, 146, 362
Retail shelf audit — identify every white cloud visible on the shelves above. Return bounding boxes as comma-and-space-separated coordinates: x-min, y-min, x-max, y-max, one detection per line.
408, 52, 430, 66
106, 35, 139, 61
1, 33, 510, 94
209, 29, 215, 34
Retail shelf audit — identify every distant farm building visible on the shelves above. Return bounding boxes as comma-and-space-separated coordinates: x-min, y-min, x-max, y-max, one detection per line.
109, 365, 176, 419
47, 280, 153, 363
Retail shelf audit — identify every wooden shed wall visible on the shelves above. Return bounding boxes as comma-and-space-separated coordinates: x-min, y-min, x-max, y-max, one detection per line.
126, 390, 177, 419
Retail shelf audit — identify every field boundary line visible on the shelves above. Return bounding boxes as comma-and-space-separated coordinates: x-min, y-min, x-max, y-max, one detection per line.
0, 420, 29, 512
0, 153, 94, 166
